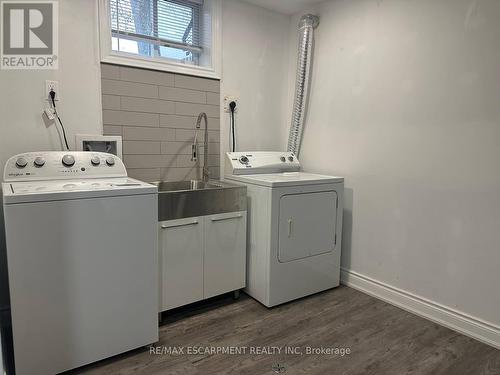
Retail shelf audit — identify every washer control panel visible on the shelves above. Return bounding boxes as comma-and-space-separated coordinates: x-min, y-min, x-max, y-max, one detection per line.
225, 151, 300, 176
3, 152, 127, 182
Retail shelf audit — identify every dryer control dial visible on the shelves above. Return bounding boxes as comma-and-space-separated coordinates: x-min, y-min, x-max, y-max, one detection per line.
239, 156, 249, 165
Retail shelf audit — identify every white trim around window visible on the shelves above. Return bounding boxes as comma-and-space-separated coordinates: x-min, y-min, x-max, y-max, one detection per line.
98, 0, 221, 79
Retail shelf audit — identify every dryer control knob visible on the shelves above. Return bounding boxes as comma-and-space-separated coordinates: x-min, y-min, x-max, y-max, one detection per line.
91, 156, 101, 166
239, 156, 249, 164
106, 157, 115, 166
280, 156, 286, 162
34, 157, 45, 167
15, 157, 28, 168
62, 154, 75, 167
288, 156, 294, 162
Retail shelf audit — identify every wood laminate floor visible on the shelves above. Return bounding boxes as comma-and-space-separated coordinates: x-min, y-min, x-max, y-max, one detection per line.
73, 286, 500, 375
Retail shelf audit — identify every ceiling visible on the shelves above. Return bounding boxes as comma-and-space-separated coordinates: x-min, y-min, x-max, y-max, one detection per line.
241, 0, 324, 15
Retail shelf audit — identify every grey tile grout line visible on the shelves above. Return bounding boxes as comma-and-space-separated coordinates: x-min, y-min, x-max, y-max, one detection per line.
107, 128, 221, 133
104, 110, 220, 117
103, 107, 220, 118
101, 95, 220, 108
100, 77, 220, 94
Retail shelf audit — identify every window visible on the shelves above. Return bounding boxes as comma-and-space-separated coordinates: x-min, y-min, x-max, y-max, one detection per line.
99, 0, 221, 78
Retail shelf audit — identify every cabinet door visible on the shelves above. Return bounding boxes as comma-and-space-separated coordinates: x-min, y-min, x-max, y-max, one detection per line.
159, 217, 204, 311
204, 211, 247, 299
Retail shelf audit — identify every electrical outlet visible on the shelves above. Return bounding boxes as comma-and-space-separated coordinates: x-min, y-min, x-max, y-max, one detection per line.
45, 80, 60, 101
43, 108, 55, 121
224, 96, 239, 113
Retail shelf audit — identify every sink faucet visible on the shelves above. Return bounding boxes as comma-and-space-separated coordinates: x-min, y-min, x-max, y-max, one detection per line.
196, 112, 210, 182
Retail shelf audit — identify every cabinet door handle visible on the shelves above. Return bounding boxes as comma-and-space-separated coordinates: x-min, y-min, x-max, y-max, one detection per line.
288, 218, 293, 238
161, 220, 199, 229
211, 214, 243, 222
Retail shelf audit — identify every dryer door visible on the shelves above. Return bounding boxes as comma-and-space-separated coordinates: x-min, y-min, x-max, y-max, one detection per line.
278, 190, 337, 263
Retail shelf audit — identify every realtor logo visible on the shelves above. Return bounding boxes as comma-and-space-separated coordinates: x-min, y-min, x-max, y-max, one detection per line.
1, 1, 58, 69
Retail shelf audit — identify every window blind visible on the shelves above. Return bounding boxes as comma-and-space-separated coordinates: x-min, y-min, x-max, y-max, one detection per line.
110, 0, 203, 58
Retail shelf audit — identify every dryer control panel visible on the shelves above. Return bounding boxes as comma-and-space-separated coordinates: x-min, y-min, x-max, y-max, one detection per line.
3, 152, 127, 182
225, 151, 301, 175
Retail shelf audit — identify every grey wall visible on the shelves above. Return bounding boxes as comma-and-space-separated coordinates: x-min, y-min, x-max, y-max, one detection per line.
101, 64, 220, 182
285, 0, 500, 327
0, 0, 102, 179
221, 0, 290, 157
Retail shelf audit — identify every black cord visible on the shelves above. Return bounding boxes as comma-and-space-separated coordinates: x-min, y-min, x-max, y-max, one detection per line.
231, 110, 235, 152
229, 101, 236, 152
54, 108, 70, 151
50, 90, 70, 151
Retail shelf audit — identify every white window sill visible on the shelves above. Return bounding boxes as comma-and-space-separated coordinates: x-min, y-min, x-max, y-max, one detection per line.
102, 53, 220, 80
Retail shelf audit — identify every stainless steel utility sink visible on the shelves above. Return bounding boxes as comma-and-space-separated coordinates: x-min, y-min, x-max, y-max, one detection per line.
154, 180, 225, 192
152, 180, 247, 221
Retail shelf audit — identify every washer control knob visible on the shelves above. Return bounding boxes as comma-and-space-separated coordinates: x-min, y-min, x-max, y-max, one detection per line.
91, 156, 101, 166
15, 157, 28, 168
288, 156, 294, 162
239, 156, 249, 165
62, 154, 75, 167
106, 157, 115, 166
34, 157, 45, 167
280, 156, 286, 162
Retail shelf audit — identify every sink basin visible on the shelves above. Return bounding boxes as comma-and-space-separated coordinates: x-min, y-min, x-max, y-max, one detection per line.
153, 180, 225, 192
153, 180, 247, 221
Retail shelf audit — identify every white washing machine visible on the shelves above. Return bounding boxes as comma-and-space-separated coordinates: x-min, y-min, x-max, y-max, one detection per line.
2, 152, 158, 375
224, 151, 343, 307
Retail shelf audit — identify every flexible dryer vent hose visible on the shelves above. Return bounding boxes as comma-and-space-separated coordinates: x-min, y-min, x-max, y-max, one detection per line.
287, 14, 320, 157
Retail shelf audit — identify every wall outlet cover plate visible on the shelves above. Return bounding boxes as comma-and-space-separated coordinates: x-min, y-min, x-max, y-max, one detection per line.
223, 96, 239, 113
45, 80, 60, 101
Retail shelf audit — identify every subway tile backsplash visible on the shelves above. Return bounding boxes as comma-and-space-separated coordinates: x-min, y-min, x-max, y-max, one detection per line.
101, 63, 220, 182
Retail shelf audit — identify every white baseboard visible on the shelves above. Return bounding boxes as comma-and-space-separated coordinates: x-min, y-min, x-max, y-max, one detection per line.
340, 268, 500, 349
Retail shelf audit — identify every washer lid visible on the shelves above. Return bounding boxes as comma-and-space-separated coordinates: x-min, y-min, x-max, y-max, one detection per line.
2, 177, 156, 204
226, 172, 343, 188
